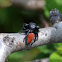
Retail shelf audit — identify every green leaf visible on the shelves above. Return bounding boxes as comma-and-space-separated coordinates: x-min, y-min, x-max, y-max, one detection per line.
50, 52, 62, 62
57, 46, 62, 54
38, 45, 55, 54
0, 0, 11, 8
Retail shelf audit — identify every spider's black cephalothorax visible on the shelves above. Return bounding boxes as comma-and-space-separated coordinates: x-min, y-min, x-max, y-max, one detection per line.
23, 22, 39, 46
50, 8, 62, 24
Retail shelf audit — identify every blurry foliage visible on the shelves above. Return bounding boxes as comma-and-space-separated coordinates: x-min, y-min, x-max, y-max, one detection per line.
50, 52, 62, 62
0, 0, 11, 8
0, 0, 62, 62
49, 43, 62, 62
44, 0, 62, 18
0, 7, 24, 32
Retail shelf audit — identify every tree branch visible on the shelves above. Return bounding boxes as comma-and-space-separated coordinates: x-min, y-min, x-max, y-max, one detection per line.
0, 22, 62, 62
10, 0, 45, 10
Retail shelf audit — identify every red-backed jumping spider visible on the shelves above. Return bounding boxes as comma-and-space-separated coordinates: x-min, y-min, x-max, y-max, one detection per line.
23, 22, 39, 46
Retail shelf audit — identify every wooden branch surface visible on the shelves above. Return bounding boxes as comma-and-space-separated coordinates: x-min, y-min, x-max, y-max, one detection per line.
0, 22, 62, 62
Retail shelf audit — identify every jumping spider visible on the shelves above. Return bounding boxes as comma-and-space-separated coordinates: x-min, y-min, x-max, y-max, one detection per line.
23, 22, 39, 46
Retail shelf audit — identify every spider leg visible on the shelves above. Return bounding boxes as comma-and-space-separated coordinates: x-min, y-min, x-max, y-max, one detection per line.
23, 30, 31, 45
34, 33, 38, 41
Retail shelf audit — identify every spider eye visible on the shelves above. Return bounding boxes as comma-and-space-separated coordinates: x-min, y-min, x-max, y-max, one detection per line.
31, 24, 35, 28
29, 22, 36, 29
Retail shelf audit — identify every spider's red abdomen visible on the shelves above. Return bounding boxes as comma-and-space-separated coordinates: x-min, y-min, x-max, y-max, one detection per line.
27, 33, 35, 44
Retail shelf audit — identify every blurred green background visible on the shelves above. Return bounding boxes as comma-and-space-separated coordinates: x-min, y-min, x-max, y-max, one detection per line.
0, 0, 62, 62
